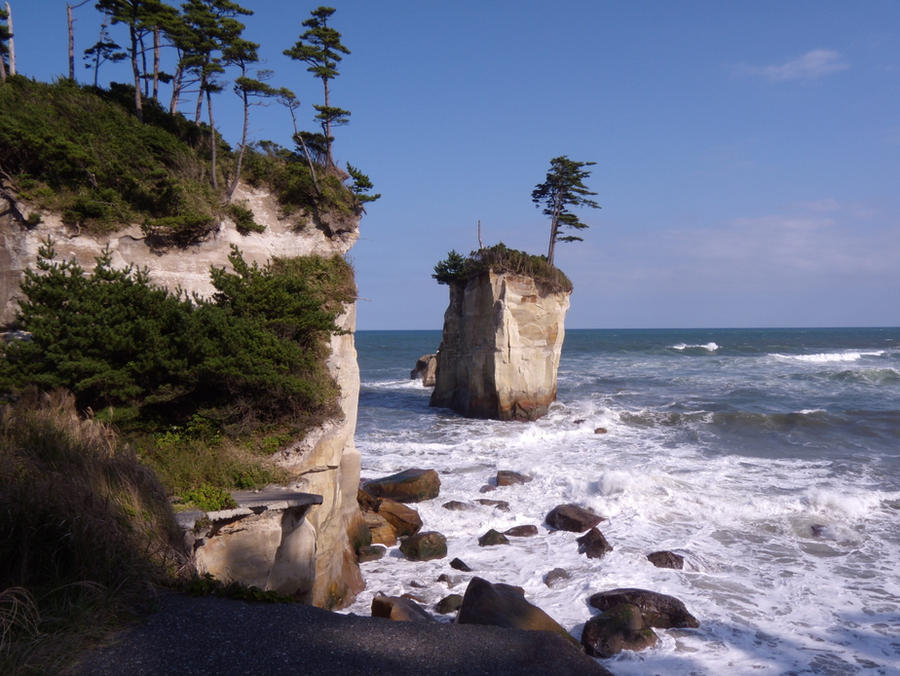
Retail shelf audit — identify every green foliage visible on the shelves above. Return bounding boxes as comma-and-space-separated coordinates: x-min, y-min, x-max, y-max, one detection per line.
227, 201, 265, 233
180, 483, 237, 511
532, 155, 600, 265
0, 77, 218, 237
346, 163, 381, 204
433, 243, 573, 293
183, 573, 295, 603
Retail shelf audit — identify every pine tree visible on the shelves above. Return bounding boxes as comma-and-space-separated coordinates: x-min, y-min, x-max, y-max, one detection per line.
0, 5, 10, 82
531, 156, 600, 266
283, 6, 350, 167
83, 20, 126, 87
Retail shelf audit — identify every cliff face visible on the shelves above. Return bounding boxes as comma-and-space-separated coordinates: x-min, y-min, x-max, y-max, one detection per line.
0, 184, 364, 608
430, 271, 570, 421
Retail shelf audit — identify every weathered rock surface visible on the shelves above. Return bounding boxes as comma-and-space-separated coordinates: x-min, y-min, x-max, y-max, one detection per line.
410, 353, 438, 387
371, 593, 433, 622
478, 529, 510, 546
450, 557, 473, 572
377, 498, 423, 537
476, 498, 510, 512
363, 510, 397, 547
430, 271, 570, 421
399, 531, 448, 561
647, 550, 684, 569
2, 186, 366, 609
505, 525, 539, 537
588, 588, 700, 628
543, 568, 570, 588
362, 468, 441, 503
456, 577, 577, 647
581, 603, 659, 658
496, 470, 533, 486
357, 545, 386, 563
442, 500, 474, 511
546, 503, 604, 532
577, 528, 613, 559
435, 594, 464, 614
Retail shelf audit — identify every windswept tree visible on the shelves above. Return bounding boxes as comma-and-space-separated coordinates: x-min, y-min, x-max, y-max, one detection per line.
83, 20, 126, 87
0, 4, 11, 82
531, 156, 600, 266
283, 6, 350, 167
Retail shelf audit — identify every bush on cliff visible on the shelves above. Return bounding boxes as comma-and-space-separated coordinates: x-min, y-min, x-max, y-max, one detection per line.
432, 243, 573, 293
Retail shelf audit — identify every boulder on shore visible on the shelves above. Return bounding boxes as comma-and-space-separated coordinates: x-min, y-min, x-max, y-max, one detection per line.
647, 550, 684, 569
377, 498, 423, 537
577, 528, 613, 559
399, 531, 447, 561
357, 545, 386, 563
588, 588, 700, 629
435, 594, 464, 614
371, 593, 433, 622
496, 470, 533, 486
478, 529, 510, 547
450, 557, 473, 572
581, 602, 659, 658
456, 577, 578, 648
504, 525, 539, 537
545, 503, 604, 532
362, 468, 441, 503
543, 568, 570, 588
475, 498, 510, 512
410, 353, 438, 387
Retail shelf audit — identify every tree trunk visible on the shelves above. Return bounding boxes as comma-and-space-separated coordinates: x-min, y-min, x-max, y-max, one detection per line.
152, 28, 160, 100
67, 4, 75, 80
0, 45, 6, 82
128, 25, 143, 122
323, 76, 332, 166
227, 87, 250, 201
194, 77, 204, 124
169, 58, 183, 114
207, 88, 217, 191
139, 34, 149, 99
5, 2, 14, 76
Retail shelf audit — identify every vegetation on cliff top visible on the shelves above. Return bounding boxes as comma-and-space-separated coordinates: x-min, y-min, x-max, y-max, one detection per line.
433, 243, 573, 294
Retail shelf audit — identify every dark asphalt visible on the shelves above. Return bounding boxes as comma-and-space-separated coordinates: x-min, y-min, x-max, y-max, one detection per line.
74, 592, 612, 676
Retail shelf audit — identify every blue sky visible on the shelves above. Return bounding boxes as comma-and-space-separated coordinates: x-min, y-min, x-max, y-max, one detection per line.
7, 1, 900, 329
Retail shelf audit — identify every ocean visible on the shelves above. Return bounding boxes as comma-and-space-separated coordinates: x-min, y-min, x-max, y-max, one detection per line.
344, 327, 900, 675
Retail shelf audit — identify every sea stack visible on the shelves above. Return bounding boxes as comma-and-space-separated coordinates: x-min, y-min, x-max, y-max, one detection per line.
430, 251, 570, 421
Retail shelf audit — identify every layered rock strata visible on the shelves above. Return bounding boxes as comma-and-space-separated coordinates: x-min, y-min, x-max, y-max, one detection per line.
1, 184, 364, 608
430, 271, 570, 421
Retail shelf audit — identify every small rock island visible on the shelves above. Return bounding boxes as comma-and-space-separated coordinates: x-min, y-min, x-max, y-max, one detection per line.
429, 245, 572, 421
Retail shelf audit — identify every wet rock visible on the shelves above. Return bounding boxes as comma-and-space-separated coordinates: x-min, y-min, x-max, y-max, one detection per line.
363, 510, 397, 547
362, 468, 441, 503
504, 525, 539, 537
577, 528, 613, 559
476, 498, 510, 512
478, 529, 510, 547
588, 588, 700, 628
437, 573, 464, 587
496, 470, 533, 486
401, 592, 427, 604
573, 419, 585, 424
479, 484, 496, 493
810, 524, 827, 537
450, 557, 473, 572
456, 577, 578, 646
377, 498, 423, 537
435, 593, 464, 614
410, 353, 438, 387
647, 550, 684, 569
543, 568, 570, 588
546, 503, 604, 532
399, 531, 447, 561
357, 545, 386, 563
442, 500, 474, 511
371, 593, 433, 622
594, 427, 608, 434
357, 487, 380, 512
581, 603, 658, 658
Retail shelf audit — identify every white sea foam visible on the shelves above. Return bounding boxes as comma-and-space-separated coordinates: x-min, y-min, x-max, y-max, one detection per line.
771, 350, 885, 363
670, 342, 719, 352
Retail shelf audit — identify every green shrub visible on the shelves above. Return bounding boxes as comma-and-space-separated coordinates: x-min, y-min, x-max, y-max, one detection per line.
180, 483, 237, 512
228, 202, 265, 234
433, 242, 573, 293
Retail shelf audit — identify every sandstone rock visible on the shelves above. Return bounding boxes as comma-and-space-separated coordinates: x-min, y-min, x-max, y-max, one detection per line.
357, 487, 380, 513
456, 577, 577, 646
429, 271, 570, 421
362, 468, 440, 503
476, 499, 510, 512
450, 557, 473, 572
401, 592, 427, 604
581, 603, 659, 658
588, 588, 700, 629
647, 550, 684, 569
377, 498, 422, 537
504, 525, 539, 537
478, 529, 510, 547
371, 593, 433, 622
399, 531, 447, 561
496, 470, 533, 486
543, 568, 570, 588
357, 545, 386, 563
442, 500, 474, 511
546, 503, 604, 532
577, 528, 613, 559
435, 594, 464, 614
362, 510, 397, 547
410, 353, 438, 387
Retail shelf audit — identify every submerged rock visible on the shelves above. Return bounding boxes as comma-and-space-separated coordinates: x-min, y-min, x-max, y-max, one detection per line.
577, 528, 613, 559
546, 503, 604, 532
442, 500, 474, 511
588, 588, 700, 629
543, 568, 570, 588
504, 525, 539, 537
581, 603, 658, 658
476, 499, 510, 512
478, 529, 510, 547
496, 470, 533, 486
362, 468, 441, 503
450, 557, 473, 572
399, 531, 447, 561
647, 550, 684, 569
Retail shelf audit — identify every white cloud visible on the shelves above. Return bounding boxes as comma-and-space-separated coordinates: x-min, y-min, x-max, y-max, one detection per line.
743, 49, 849, 82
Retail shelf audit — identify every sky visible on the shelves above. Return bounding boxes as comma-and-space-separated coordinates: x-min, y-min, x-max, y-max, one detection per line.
6, 1, 900, 329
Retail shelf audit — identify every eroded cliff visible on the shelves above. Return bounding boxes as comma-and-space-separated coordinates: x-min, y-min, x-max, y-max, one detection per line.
430, 270, 570, 421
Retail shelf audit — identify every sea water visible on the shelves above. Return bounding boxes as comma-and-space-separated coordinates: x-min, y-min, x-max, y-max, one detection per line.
344, 328, 900, 675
